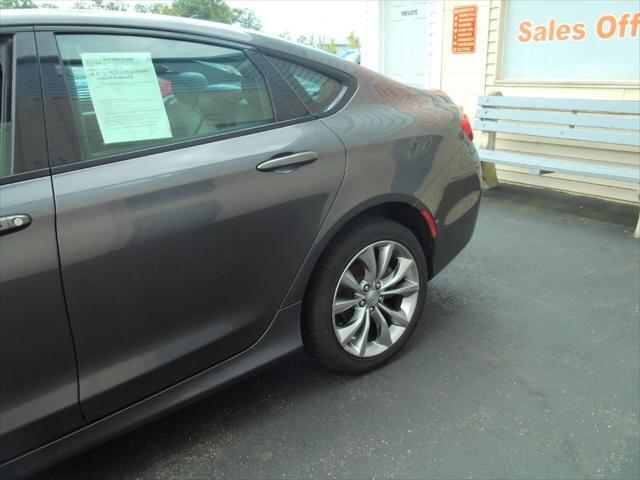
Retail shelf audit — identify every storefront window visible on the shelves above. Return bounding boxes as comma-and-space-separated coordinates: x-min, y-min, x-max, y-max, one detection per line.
500, 0, 640, 82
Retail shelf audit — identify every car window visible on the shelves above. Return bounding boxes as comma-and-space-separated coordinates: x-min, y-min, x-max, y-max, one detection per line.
56, 34, 275, 161
0, 37, 13, 178
266, 56, 344, 114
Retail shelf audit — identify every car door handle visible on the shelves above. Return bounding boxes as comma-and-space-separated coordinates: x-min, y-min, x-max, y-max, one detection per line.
0, 214, 32, 235
256, 151, 318, 173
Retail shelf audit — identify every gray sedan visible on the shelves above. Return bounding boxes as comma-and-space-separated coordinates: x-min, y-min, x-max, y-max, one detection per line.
0, 10, 481, 479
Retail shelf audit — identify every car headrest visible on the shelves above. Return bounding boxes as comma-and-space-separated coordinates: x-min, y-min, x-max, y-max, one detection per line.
171, 72, 208, 93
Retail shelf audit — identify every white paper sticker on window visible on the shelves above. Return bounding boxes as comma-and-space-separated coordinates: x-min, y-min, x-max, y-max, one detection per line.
81, 52, 172, 144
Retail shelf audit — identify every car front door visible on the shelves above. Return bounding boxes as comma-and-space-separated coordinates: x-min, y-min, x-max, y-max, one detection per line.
0, 31, 84, 463
38, 31, 346, 421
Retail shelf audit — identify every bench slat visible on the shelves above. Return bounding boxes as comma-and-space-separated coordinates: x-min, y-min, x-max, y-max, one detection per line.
477, 149, 640, 183
475, 120, 640, 147
478, 96, 640, 115
476, 107, 639, 131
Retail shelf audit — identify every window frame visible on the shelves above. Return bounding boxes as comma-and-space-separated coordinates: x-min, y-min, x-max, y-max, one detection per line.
264, 55, 346, 115
0, 30, 49, 187
0, 36, 12, 177
257, 47, 357, 118
36, 26, 335, 174
244, 49, 314, 123
54, 34, 278, 162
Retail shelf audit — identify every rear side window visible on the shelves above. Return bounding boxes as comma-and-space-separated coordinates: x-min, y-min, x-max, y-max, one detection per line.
266, 56, 344, 114
56, 34, 275, 161
0, 37, 13, 178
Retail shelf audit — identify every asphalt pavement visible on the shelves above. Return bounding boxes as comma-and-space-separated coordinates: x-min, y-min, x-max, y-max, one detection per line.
37, 184, 640, 480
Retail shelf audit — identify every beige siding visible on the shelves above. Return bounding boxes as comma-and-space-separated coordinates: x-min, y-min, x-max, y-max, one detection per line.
426, 0, 444, 89
440, 0, 492, 118
480, 0, 640, 204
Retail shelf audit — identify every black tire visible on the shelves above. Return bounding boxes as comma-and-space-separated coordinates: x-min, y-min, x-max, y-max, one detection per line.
302, 216, 428, 373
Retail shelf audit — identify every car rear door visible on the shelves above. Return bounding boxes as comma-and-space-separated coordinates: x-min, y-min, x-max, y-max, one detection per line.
0, 30, 83, 463
37, 30, 346, 421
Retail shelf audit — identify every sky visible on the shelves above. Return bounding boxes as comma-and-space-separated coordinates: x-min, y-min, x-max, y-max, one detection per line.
227, 0, 365, 41
32, 0, 366, 42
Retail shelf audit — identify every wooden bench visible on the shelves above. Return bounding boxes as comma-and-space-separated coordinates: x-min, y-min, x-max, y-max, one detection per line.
474, 93, 640, 238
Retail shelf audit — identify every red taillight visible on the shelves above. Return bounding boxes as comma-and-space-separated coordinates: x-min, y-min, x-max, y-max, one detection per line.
460, 112, 473, 141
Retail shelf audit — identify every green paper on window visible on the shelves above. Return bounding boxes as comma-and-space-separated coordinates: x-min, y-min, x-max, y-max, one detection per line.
81, 52, 172, 144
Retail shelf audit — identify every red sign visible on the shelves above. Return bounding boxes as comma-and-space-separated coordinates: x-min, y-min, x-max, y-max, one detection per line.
453, 5, 477, 54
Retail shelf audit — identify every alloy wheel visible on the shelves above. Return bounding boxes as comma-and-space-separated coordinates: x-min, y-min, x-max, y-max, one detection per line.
331, 240, 421, 358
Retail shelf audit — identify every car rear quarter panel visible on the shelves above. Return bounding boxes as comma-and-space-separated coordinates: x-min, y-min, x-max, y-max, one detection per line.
283, 67, 481, 305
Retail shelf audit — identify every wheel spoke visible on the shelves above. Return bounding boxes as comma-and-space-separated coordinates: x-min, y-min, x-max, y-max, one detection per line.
333, 297, 361, 314
378, 302, 409, 327
380, 257, 414, 290
358, 245, 377, 285
340, 269, 362, 293
372, 307, 392, 347
383, 280, 419, 297
335, 307, 366, 345
352, 309, 371, 356
376, 243, 393, 281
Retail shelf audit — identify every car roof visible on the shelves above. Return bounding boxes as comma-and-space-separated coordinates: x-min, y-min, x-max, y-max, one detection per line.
0, 9, 357, 74
0, 9, 252, 43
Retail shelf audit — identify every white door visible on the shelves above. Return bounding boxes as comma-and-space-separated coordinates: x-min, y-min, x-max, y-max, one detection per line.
383, 0, 429, 87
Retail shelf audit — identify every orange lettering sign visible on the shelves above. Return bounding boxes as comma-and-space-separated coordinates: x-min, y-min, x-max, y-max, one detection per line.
453, 5, 477, 54
517, 12, 639, 43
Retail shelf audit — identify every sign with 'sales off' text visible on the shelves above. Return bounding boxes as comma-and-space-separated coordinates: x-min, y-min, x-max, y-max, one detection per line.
501, 0, 640, 81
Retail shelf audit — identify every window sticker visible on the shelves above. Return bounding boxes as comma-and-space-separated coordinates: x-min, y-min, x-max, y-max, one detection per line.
80, 52, 172, 144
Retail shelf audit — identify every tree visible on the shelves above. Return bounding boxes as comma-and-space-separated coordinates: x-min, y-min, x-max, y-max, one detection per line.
0, 0, 38, 8
163, 0, 232, 21
134, 3, 169, 14
321, 38, 337, 55
295, 34, 318, 48
347, 31, 361, 49
160, 0, 262, 30
73, 0, 128, 11
296, 35, 310, 46
0, 0, 262, 31
230, 7, 261, 31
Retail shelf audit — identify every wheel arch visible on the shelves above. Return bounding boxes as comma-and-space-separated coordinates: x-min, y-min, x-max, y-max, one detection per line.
282, 195, 436, 309
359, 202, 435, 279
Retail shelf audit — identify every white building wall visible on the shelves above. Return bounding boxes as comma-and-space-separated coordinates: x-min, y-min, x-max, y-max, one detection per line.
439, 0, 492, 115
361, 0, 442, 89
361, 0, 381, 72
425, 0, 443, 89
361, 0, 639, 204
